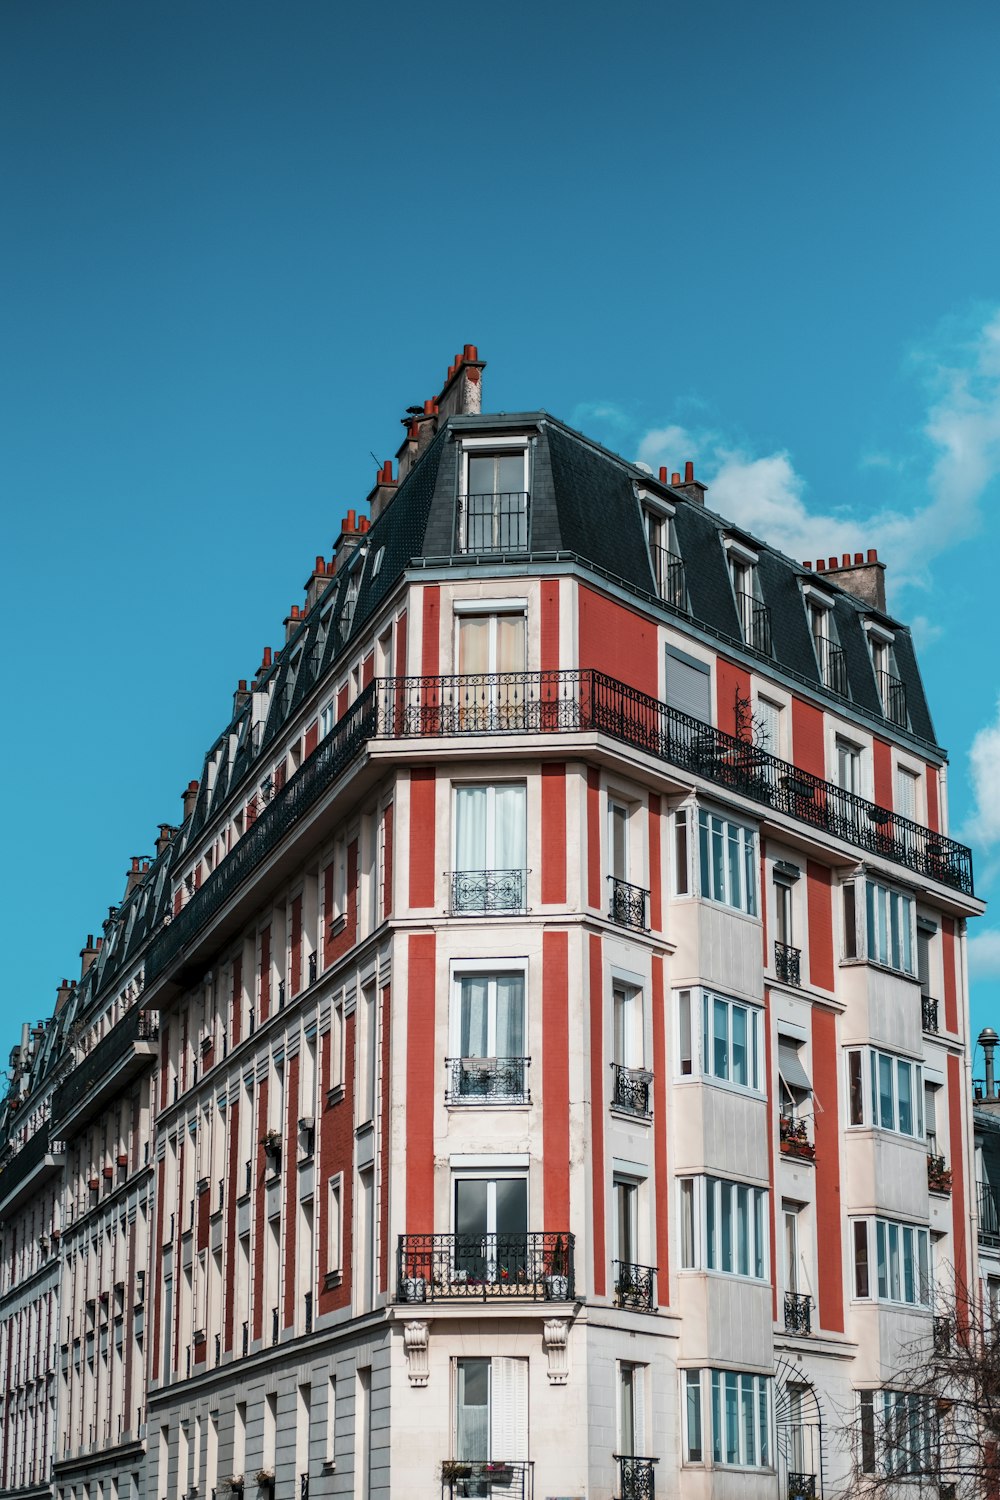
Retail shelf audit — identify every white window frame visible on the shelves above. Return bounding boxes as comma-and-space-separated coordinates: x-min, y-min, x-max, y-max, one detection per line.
449, 963, 528, 1061
852, 1217, 931, 1307
697, 808, 758, 915
683, 1368, 772, 1469
327, 1175, 343, 1277
677, 1175, 769, 1281
846, 1047, 924, 1139
675, 987, 765, 1094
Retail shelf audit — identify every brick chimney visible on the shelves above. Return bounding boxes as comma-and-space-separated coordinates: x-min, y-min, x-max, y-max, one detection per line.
124, 857, 151, 897
332, 510, 368, 574
804, 549, 886, 612
435, 345, 485, 420
155, 824, 178, 857
79, 935, 99, 979
303, 556, 330, 613
367, 460, 398, 522
182, 779, 200, 821
673, 460, 707, 506
283, 604, 304, 643
232, 678, 250, 716
55, 978, 75, 1015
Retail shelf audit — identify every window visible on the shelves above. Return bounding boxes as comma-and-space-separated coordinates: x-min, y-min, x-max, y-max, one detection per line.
895, 766, 919, 822
697, 810, 757, 915
458, 450, 529, 554
681, 1369, 771, 1468
809, 599, 845, 693
665, 648, 710, 724
846, 1048, 924, 1139
618, 1362, 647, 1458
777, 1035, 812, 1121
756, 698, 783, 756
453, 783, 527, 913
727, 543, 770, 653
645, 508, 686, 608
456, 608, 526, 698
613, 984, 644, 1069
678, 1176, 768, 1279
843, 877, 915, 974
609, 801, 630, 883
455, 1357, 528, 1463
860, 1390, 935, 1476
673, 809, 690, 896
613, 1178, 639, 1270
327, 1176, 343, 1277
868, 629, 909, 729
453, 1176, 527, 1280
320, 702, 336, 739
449, 972, 526, 1102
676, 988, 763, 1091
853, 1217, 931, 1306
835, 737, 862, 796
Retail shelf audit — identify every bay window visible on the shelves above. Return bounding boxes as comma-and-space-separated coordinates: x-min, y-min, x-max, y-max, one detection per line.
684, 1369, 772, 1468
852, 1217, 931, 1306
697, 810, 758, 915
676, 988, 763, 1092
860, 1390, 935, 1476
846, 1048, 924, 1139
678, 1175, 768, 1280
843, 875, 915, 975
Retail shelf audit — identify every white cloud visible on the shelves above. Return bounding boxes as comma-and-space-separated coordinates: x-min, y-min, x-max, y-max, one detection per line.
908, 615, 943, 650
632, 308, 1000, 595
964, 695, 1000, 847
968, 927, 1000, 979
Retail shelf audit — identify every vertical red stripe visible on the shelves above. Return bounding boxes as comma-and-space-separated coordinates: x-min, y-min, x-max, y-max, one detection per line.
806, 861, 835, 990
648, 794, 662, 933
812, 1007, 844, 1332
541, 765, 567, 903
422, 586, 441, 675
873, 737, 893, 810
588, 933, 606, 1296
943, 917, 959, 1032
542, 931, 570, 1229
715, 657, 752, 738
948, 1052, 971, 1324
152, 1157, 165, 1378
540, 579, 560, 670
651, 955, 669, 1305
926, 763, 940, 831
791, 697, 826, 779
231, 958, 242, 1049
408, 769, 436, 908
405, 934, 436, 1233
394, 610, 408, 676
587, 767, 601, 911
362, 652, 374, 688
253, 1081, 268, 1343
259, 926, 271, 1023
304, 722, 318, 757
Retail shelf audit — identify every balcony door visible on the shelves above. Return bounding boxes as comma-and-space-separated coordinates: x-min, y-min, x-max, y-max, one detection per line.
614, 1178, 638, 1268
463, 452, 528, 553
456, 612, 526, 729
454, 1177, 527, 1282
456, 1357, 529, 1479
454, 784, 526, 912
454, 973, 526, 1100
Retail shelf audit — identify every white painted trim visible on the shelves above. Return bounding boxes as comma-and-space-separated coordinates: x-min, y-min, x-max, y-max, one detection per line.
449, 1153, 530, 1168
459, 434, 531, 450
453, 598, 528, 615
724, 536, 760, 566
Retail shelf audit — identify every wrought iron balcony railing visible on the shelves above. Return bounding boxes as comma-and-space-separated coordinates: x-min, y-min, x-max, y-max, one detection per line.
451, 868, 526, 915
774, 940, 801, 986
650, 545, 686, 609
613, 1259, 656, 1311
440, 1459, 533, 1499
144, 668, 975, 988
0, 1123, 66, 1214
736, 591, 772, 654
455, 492, 530, 555
813, 635, 847, 696
611, 1063, 651, 1117
445, 1057, 530, 1105
397, 1232, 574, 1303
784, 1290, 813, 1334
51, 1008, 159, 1128
788, 1475, 816, 1499
615, 1455, 656, 1500
922, 994, 939, 1033
608, 876, 649, 931
877, 670, 908, 728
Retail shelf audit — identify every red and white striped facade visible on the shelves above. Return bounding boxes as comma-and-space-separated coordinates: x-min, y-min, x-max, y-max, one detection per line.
0, 351, 986, 1500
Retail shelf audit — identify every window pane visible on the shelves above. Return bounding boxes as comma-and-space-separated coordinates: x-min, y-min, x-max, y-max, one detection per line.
849, 1051, 864, 1125
712, 822, 725, 902
888, 1222, 900, 1301
680, 1180, 695, 1268
725, 1373, 739, 1463
460, 977, 489, 1058
679, 991, 692, 1075
876, 1220, 887, 1298
495, 975, 524, 1058
706, 1179, 717, 1269
686, 1372, 702, 1462
711, 1372, 722, 1462
744, 833, 757, 916
731, 1006, 748, 1087
878, 1054, 894, 1130
737, 1185, 750, 1276
493, 784, 526, 870
456, 1360, 490, 1459
720, 1182, 733, 1273
897, 1061, 912, 1136
758, 1379, 769, 1465
713, 1000, 729, 1081
854, 1220, 869, 1297
699, 814, 710, 899
741, 1377, 754, 1465
754, 1192, 765, 1279
727, 824, 742, 909
903, 1226, 915, 1304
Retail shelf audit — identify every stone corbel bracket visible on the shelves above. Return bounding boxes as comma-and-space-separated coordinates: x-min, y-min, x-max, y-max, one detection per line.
404, 1319, 430, 1387
543, 1317, 569, 1384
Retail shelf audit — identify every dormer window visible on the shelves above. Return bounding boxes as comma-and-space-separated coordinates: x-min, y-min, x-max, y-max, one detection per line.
803, 586, 846, 695
456, 439, 530, 554
724, 539, 771, 654
340, 568, 360, 637
865, 622, 908, 728
640, 494, 686, 609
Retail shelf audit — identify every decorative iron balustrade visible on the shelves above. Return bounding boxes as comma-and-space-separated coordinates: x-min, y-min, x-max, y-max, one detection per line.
451, 869, 526, 915
788, 1474, 816, 1499
142, 668, 975, 990
878, 670, 908, 728
608, 876, 649, 931
0, 1123, 65, 1209
774, 941, 801, 986
615, 1455, 656, 1500
922, 994, 939, 1033
650, 545, 686, 609
445, 1057, 530, 1104
440, 1459, 533, 1499
784, 1290, 813, 1334
397, 1232, 574, 1303
613, 1259, 656, 1311
51, 1007, 159, 1125
455, 491, 530, 555
736, 591, 772, 654
611, 1063, 651, 1117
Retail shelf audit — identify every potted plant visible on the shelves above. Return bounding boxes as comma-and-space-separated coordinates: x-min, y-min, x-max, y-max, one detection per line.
545, 1236, 570, 1300
440, 1460, 473, 1483
261, 1129, 282, 1161
928, 1154, 953, 1194
224, 1478, 243, 1498
255, 1472, 274, 1490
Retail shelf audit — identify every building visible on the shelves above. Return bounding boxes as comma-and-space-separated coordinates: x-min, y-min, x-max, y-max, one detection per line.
0, 346, 985, 1500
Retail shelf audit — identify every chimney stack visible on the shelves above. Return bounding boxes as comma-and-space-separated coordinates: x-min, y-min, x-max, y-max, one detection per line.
367, 459, 398, 522
283, 603, 303, 643
182, 779, 200, 821
674, 460, 707, 506
155, 824, 178, 857
435, 345, 485, 421
303, 556, 329, 613
978, 1028, 1000, 1109
803, 549, 886, 612
124, 857, 150, 897
55, 978, 75, 1014
333, 510, 368, 574
233, 679, 250, 716
79, 934, 99, 980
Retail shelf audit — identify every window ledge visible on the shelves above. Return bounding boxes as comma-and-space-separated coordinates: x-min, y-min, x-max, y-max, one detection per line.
444, 1101, 531, 1111
610, 1107, 652, 1126
839, 956, 919, 984
323, 1271, 343, 1292
325, 1084, 345, 1109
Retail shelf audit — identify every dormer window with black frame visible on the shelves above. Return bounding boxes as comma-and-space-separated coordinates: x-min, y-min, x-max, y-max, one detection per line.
455, 439, 530, 555
639, 492, 686, 609
340, 566, 360, 638
865, 621, 908, 729
724, 538, 771, 654
804, 586, 846, 695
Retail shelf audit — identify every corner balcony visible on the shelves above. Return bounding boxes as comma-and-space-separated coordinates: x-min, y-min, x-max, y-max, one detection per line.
397, 1232, 574, 1304
0, 1123, 66, 1217
51, 1008, 158, 1132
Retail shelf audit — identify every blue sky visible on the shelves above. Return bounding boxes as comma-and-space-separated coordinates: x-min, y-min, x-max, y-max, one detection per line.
3, 0, 1000, 1054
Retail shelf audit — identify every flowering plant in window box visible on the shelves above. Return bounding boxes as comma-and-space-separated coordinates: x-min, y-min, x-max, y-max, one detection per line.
260, 1129, 282, 1157
779, 1115, 816, 1160
223, 1478, 243, 1495
254, 1471, 274, 1488
483, 1463, 512, 1480
440, 1461, 472, 1483
928, 1154, 952, 1194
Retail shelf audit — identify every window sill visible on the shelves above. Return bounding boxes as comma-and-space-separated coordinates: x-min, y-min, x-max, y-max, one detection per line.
325, 1084, 345, 1109
323, 1271, 343, 1292
610, 1107, 652, 1126
839, 956, 919, 983
445, 1100, 531, 1111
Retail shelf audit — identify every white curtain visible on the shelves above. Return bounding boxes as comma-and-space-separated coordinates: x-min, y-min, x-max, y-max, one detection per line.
493, 785, 525, 870
460, 977, 489, 1057
456, 786, 487, 870
496, 976, 524, 1057
457, 1360, 489, 1459
458, 616, 489, 675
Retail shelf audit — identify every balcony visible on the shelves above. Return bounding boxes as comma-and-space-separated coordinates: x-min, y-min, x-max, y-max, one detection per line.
779, 1114, 815, 1162
455, 492, 530, 555
397, 1232, 574, 1303
877, 669, 908, 728
814, 635, 847, 696
0, 1124, 66, 1216
650, 545, 686, 609
450, 868, 527, 915
445, 1057, 530, 1105
608, 876, 649, 931
922, 994, 939, 1033
613, 1259, 656, 1312
783, 1290, 813, 1334
928, 1154, 952, 1195
978, 1182, 1000, 1246
774, 940, 801, 986
736, 591, 772, 654
144, 668, 975, 988
611, 1063, 652, 1118
788, 1476, 816, 1500
615, 1455, 656, 1499
51, 1009, 159, 1131
440, 1460, 533, 1499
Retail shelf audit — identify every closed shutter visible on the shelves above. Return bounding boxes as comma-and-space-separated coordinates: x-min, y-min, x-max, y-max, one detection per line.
633, 1365, 647, 1455
665, 650, 710, 723
490, 1357, 528, 1461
